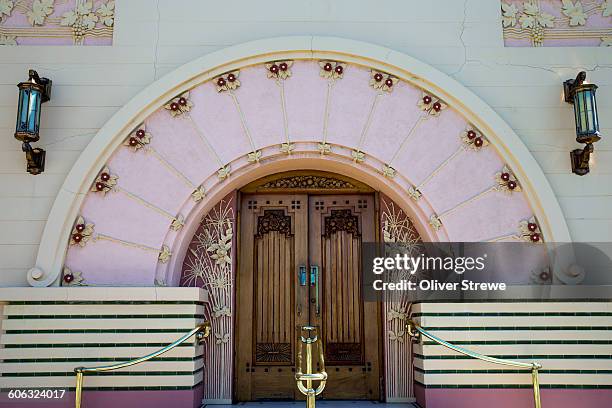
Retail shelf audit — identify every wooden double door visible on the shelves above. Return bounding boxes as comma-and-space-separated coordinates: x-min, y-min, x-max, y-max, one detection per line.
236, 194, 381, 401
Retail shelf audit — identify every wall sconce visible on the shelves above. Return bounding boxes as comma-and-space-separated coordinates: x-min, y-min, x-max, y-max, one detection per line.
564, 71, 601, 176
14, 69, 52, 175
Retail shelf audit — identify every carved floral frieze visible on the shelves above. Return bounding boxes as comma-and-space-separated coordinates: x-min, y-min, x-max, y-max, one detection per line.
319, 60, 346, 80
164, 92, 193, 117
495, 165, 522, 193
70, 215, 94, 247
502, 0, 612, 47
61, 266, 85, 286
124, 126, 151, 151
91, 166, 117, 195
215, 71, 240, 92
418, 93, 447, 117
461, 127, 489, 151
370, 70, 399, 93
0, 0, 114, 46
266, 60, 293, 80
519, 216, 543, 243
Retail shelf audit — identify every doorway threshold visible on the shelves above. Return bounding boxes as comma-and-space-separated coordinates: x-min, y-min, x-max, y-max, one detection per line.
204, 403, 418, 408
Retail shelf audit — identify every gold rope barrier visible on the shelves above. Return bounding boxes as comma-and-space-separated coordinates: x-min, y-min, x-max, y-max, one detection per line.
74, 322, 210, 408
407, 320, 542, 408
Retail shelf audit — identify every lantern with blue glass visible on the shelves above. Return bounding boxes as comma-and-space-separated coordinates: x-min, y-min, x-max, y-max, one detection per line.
564, 71, 601, 176
15, 70, 52, 175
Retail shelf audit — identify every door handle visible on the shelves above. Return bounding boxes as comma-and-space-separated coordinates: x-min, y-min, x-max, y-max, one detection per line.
310, 265, 320, 315
299, 265, 307, 286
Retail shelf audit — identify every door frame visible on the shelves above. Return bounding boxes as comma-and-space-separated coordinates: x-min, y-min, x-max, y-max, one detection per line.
233, 170, 385, 402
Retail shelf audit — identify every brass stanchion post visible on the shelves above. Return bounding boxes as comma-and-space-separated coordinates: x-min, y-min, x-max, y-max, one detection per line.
295, 326, 327, 408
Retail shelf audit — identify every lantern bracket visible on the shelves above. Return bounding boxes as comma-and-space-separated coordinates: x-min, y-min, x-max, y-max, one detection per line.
570, 143, 593, 176
22, 142, 46, 175
28, 69, 53, 102
563, 71, 586, 104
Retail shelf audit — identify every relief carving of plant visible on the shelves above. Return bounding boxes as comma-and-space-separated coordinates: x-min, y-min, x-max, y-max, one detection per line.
70, 216, 94, 247
519, 217, 543, 243
519, 1, 554, 46
602, 36, 612, 46
97, 0, 114, 27
495, 165, 522, 193
501, 2, 519, 27
266, 61, 293, 80
60, 1, 99, 42
318, 142, 331, 155
192, 185, 206, 202
158, 245, 172, 263
124, 126, 151, 151
461, 127, 489, 151
164, 92, 193, 117
217, 165, 231, 180
91, 166, 118, 195
351, 149, 365, 163
561, 0, 587, 26
429, 214, 442, 231
319, 60, 346, 80
0, 34, 16, 45
604, 0, 612, 16
27, 0, 54, 26
62, 266, 85, 286
0, 0, 14, 21
370, 70, 399, 92
215, 71, 240, 92
418, 93, 447, 116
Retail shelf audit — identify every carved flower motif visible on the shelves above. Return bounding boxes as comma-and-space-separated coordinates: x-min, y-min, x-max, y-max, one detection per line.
352, 149, 365, 163
530, 266, 552, 284
501, 2, 519, 27
61, 1, 100, 41
0, 0, 14, 20
418, 93, 447, 116
247, 150, 262, 163
96, 1, 114, 27
407, 186, 422, 201
318, 142, 331, 155
370, 70, 399, 92
382, 165, 396, 178
192, 185, 206, 202
164, 92, 192, 117
171, 215, 185, 231
124, 126, 151, 151
429, 214, 442, 231
70, 216, 94, 247
461, 127, 489, 151
213, 305, 231, 317
91, 166, 118, 195
215, 332, 230, 344
207, 232, 232, 267
215, 71, 240, 92
319, 60, 346, 80
158, 245, 172, 263
603, 0, 612, 17
561, 0, 587, 26
495, 166, 522, 193
217, 165, 231, 180
601, 37, 612, 47
0, 34, 16, 45
266, 61, 293, 80
388, 330, 406, 342
519, 217, 543, 243
280, 143, 295, 154
27, 0, 54, 26
62, 267, 85, 286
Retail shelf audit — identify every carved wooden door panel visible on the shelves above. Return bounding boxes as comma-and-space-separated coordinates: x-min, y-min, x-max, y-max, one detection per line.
236, 193, 380, 401
309, 195, 381, 400
236, 194, 308, 401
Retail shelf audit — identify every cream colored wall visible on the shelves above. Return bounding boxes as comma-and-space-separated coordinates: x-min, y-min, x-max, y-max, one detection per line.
0, 0, 610, 286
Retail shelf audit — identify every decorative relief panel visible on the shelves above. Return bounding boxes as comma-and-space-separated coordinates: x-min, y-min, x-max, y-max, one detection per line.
181, 194, 235, 401
0, 0, 114, 45
502, 1, 612, 46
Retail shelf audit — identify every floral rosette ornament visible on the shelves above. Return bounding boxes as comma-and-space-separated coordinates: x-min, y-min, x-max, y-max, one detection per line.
530, 266, 552, 285
495, 166, 522, 193
266, 61, 293, 80
164, 92, 192, 117
62, 267, 85, 286
215, 71, 240, 92
519, 217, 543, 243
370, 70, 399, 92
91, 166, 118, 195
418, 93, 447, 116
461, 127, 489, 151
352, 149, 365, 163
217, 165, 231, 180
318, 142, 331, 155
124, 126, 151, 151
319, 61, 346, 80
158, 245, 172, 263
429, 214, 442, 231
70, 216, 94, 247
